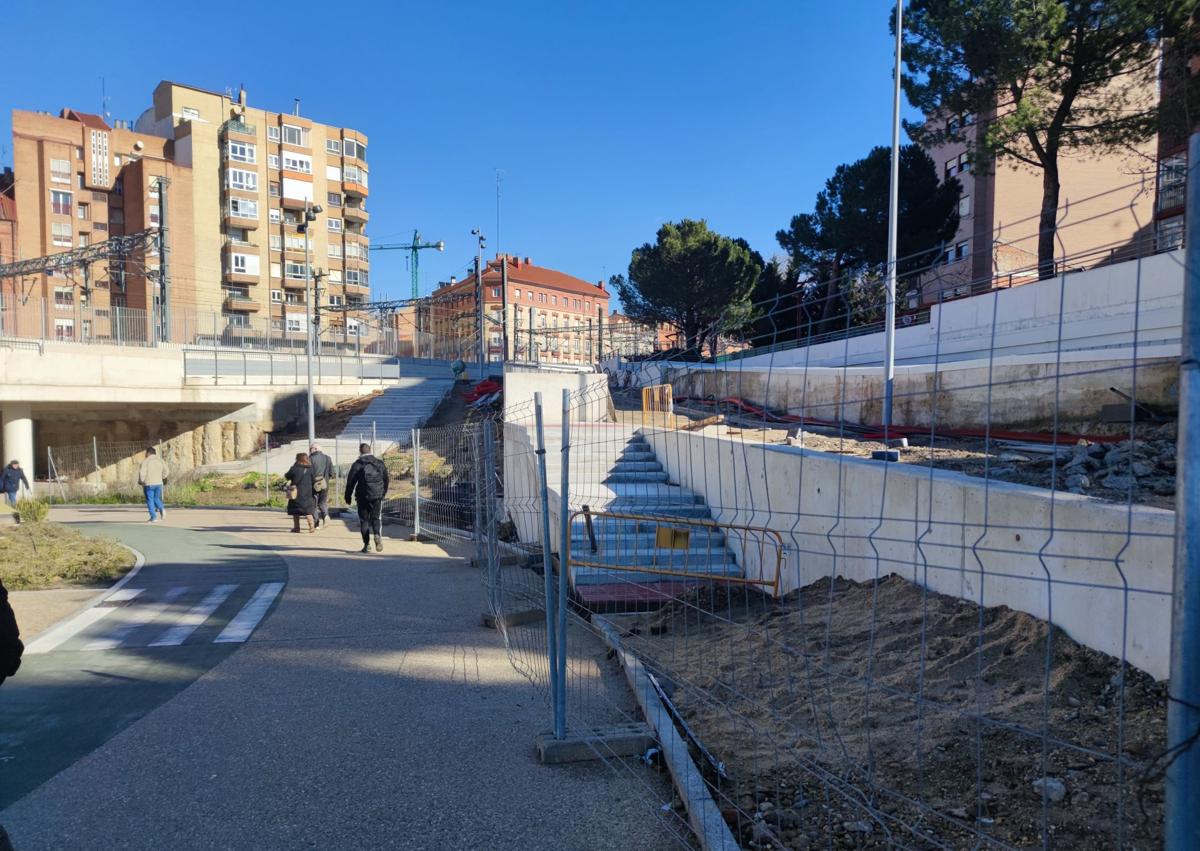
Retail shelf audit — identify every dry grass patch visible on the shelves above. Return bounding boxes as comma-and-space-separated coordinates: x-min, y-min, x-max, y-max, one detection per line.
0, 522, 136, 590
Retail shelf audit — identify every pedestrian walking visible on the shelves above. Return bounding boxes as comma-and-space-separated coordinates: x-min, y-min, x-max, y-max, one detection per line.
137, 448, 169, 522
2, 460, 30, 509
308, 443, 333, 528
284, 453, 317, 533
344, 442, 388, 553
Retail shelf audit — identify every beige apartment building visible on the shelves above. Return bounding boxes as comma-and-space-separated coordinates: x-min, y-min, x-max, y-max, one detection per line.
915, 114, 1157, 306
4, 81, 370, 342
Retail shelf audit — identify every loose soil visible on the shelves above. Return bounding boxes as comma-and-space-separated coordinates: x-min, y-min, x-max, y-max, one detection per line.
0, 521, 136, 590
617, 575, 1168, 850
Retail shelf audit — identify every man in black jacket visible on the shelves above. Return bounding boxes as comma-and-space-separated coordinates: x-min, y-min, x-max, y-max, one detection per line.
344, 443, 389, 553
308, 443, 334, 528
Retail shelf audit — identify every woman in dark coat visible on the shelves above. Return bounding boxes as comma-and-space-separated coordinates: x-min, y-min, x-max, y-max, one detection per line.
284, 453, 317, 533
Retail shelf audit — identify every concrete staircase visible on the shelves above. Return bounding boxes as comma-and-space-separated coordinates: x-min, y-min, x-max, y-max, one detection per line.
337, 372, 455, 445
569, 434, 741, 599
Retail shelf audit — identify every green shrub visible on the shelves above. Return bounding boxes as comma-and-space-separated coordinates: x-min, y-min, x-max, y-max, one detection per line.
15, 497, 50, 523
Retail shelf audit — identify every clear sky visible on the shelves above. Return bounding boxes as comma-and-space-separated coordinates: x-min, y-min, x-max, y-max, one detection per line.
1, 1, 917, 303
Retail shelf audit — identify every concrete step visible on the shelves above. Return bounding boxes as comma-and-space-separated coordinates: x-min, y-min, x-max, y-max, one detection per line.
604, 471, 670, 484
571, 530, 726, 548
609, 461, 662, 472
573, 563, 742, 585
578, 548, 738, 567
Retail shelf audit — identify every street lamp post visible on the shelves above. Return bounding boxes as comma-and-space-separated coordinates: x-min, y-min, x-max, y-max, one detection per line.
300, 201, 323, 443
471, 228, 487, 371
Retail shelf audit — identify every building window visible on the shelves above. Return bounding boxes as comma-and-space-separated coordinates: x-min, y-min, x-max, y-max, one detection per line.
226, 168, 258, 191
1157, 215, 1184, 251
54, 286, 74, 308
958, 195, 970, 218
1158, 153, 1187, 212
286, 292, 302, 304
182, 106, 201, 120
52, 222, 71, 246
269, 234, 282, 250
328, 294, 344, 306
550, 295, 557, 305
227, 141, 256, 163
282, 125, 309, 147
538, 293, 546, 304
327, 218, 343, 232
51, 190, 72, 216
492, 287, 501, 297
269, 208, 281, 224
285, 234, 307, 251
228, 198, 259, 219
77, 203, 89, 220
954, 240, 970, 261
110, 209, 124, 225
343, 165, 367, 186
326, 165, 342, 182
50, 158, 71, 183
328, 243, 343, 258
269, 181, 280, 198
343, 139, 366, 161
327, 192, 342, 207
270, 262, 282, 278
585, 302, 590, 313
78, 233, 89, 247
267, 126, 280, 142
268, 154, 279, 170
514, 288, 521, 300
345, 269, 368, 286
282, 152, 312, 174
285, 261, 309, 280
55, 318, 75, 339
286, 316, 305, 333
328, 269, 343, 283
231, 253, 260, 275
326, 139, 342, 155
528, 291, 534, 301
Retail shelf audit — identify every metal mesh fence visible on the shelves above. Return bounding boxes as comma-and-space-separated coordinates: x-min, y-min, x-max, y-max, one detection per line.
451, 207, 1190, 849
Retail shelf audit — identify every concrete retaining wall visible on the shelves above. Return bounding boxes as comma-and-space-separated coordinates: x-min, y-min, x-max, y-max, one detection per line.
503, 368, 612, 423
643, 427, 1175, 680
668, 348, 1180, 430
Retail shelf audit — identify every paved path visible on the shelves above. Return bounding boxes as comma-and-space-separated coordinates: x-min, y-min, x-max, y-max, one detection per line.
1, 507, 679, 850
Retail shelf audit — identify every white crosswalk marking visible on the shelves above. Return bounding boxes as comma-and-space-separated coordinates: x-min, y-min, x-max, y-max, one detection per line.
82, 586, 189, 651
214, 582, 285, 644
149, 584, 238, 647
24, 589, 145, 655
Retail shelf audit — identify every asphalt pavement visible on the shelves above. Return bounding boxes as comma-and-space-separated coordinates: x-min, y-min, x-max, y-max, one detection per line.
0, 507, 680, 850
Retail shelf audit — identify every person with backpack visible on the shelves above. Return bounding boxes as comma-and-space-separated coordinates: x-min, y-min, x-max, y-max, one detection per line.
308, 443, 333, 528
344, 442, 388, 553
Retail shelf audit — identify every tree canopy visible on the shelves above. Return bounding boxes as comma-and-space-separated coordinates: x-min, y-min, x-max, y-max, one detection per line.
614, 219, 762, 355
775, 143, 961, 334
899, 0, 1190, 278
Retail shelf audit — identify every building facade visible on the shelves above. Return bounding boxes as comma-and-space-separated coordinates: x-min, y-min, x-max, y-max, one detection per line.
427, 255, 610, 364
3, 81, 370, 343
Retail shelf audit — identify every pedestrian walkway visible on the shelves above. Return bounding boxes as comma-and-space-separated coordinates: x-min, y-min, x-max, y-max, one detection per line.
0, 506, 678, 850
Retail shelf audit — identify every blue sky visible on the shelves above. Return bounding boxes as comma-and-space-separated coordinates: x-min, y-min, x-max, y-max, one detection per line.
1, 1, 916, 303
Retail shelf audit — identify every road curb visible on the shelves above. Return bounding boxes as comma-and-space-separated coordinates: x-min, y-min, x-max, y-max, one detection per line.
20, 544, 145, 645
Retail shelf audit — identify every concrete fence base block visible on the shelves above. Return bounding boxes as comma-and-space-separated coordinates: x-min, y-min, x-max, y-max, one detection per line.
535, 722, 655, 765
480, 608, 545, 630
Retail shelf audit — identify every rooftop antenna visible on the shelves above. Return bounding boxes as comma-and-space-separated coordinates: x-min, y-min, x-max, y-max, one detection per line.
495, 168, 504, 257
100, 76, 111, 123
293, 98, 301, 116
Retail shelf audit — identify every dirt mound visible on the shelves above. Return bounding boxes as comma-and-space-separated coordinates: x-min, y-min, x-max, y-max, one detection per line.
624, 574, 1167, 849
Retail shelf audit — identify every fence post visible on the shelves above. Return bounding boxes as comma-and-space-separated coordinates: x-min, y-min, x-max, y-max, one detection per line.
242, 350, 248, 385
554, 387, 571, 739
481, 420, 499, 612
372, 420, 377, 453
263, 434, 271, 505
411, 428, 421, 540
533, 392, 560, 734
92, 436, 99, 472
1167, 128, 1200, 851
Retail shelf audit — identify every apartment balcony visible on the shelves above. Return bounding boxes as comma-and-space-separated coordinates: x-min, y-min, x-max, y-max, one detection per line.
343, 205, 369, 224
222, 208, 260, 230
1158, 182, 1186, 214
222, 238, 259, 255
220, 119, 256, 138
223, 269, 260, 285
343, 179, 368, 199
223, 294, 261, 312
280, 195, 310, 211
281, 277, 308, 291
